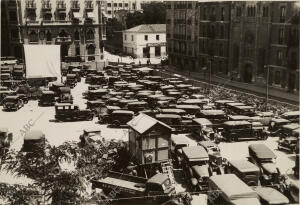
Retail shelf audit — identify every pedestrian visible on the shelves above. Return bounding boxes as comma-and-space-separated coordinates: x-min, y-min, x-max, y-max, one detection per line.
139, 60, 141, 66
118, 58, 119, 64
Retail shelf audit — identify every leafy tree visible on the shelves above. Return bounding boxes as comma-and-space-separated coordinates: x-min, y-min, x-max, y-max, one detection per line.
142, 2, 166, 24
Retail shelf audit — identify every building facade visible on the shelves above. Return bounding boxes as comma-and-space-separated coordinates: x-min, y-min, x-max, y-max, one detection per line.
2, 0, 107, 62
166, 1, 299, 92
123, 24, 166, 58
101, 0, 142, 19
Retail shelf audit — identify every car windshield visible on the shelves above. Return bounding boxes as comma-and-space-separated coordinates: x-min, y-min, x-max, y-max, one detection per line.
190, 160, 207, 166
4, 98, 17, 103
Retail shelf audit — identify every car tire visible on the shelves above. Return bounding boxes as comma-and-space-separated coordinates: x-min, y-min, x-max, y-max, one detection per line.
113, 120, 120, 127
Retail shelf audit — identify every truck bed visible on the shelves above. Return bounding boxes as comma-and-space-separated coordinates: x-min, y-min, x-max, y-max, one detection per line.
100, 177, 146, 192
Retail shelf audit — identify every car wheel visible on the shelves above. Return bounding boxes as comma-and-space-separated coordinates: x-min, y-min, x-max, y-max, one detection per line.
88, 115, 93, 121
113, 121, 120, 127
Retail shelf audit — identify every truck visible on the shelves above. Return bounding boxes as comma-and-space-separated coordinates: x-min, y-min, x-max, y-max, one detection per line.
91, 171, 176, 203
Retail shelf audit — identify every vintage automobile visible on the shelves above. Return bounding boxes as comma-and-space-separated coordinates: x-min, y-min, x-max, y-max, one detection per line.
88, 85, 101, 91
99, 109, 134, 127
171, 134, 193, 168
181, 146, 212, 191
87, 89, 108, 101
54, 103, 93, 121
181, 99, 207, 108
12, 64, 24, 80
0, 127, 13, 154
175, 104, 200, 116
57, 87, 73, 104
22, 130, 45, 152
254, 186, 289, 205
0, 56, 17, 66
85, 74, 96, 84
214, 100, 235, 110
98, 105, 121, 123
231, 105, 256, 116
0, 73, 12, 87
196, 110, 227, 130
288, 181, 299, 203
269, 118, 291, 136
155, 114, 184, 133
248, 144, 286, 187
192, 118, 214, 141
2, 95, 24, 111
38, 90, 55, 106
49, 82, 65, 96
92, 171, 175, 203
86, 100, 105, 115
254, 112, 274, 126
225, 160, 260, 186
281, 111, 300, 123
197, 141, 224, 174
127, 101, 148, 113
65, 74, 77, 88
278, 123, 300, 139
278, 136, 298, 153
90, 75, 107, 85
228, 115, 251, 121
208, 174, 261, 205
222, 121, 268, 142
71, 68, 81, 82
160, 108, 186, 117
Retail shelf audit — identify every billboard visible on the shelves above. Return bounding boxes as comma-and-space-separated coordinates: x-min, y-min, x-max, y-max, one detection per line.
24, 45, 61, 81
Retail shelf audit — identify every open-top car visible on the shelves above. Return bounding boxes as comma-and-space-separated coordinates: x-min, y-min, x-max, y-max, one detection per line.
55, 103, 93, 121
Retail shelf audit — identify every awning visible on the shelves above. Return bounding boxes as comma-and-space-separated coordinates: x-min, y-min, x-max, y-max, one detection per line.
87, 12, 94, 18
73, 12, 80, 18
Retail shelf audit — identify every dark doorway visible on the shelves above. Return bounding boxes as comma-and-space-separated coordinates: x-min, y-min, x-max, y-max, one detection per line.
14, 46, 22, 59
288, 73, 295, 91
244, 64, 253, 83
61, 44, 69, 59
143, 47, 149, 58
155, 46, 161, 56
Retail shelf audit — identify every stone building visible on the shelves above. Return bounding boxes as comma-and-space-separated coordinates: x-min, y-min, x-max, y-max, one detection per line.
101, 0, 142, 19
1, 0, 107, 62
123, 24, 166, 58
166, 1, 299, 93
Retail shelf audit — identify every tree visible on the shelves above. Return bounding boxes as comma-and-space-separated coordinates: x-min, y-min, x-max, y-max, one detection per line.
142, 2, 166, 24
126, 11, 145, 29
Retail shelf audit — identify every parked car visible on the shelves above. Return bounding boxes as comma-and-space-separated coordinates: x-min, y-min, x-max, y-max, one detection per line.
278, 137, 298, 153
2, 95, 24, 111
17, 93, 28, 104
1, 56, 17, 65
225, 160, 260, 186
269, 118, 291, 136
54, 103, 93, 121
222, 121, 268, 142
278, 123, 300, 139
191, 118, 214, 141
109, 110, 134, 127
254, 186, 289, 205
65, 74, 77, 88
171, 135, 191, 168
38, 91, 55, 106
281, 111, 300, 123
57, 87, 73, 104
13, 64, 24, 80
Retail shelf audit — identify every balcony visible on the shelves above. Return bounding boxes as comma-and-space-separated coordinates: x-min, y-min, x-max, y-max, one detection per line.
55, 37, 72, 43
26, 20, 39, 25
42, 1, 51, 10
26, 1, 36, 10
71, 1, 80, 11
85, 1, 94, 11
56, 2, 66, 11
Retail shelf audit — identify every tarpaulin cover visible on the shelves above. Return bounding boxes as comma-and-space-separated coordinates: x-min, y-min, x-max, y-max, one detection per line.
24, 45, 61, 82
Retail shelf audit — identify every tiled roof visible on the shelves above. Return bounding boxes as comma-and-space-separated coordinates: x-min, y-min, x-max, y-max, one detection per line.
124, 24, 166, 33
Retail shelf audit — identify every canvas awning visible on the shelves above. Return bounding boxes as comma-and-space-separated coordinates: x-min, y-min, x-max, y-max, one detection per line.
87, 12, 94, 18
73, 12, 80, 18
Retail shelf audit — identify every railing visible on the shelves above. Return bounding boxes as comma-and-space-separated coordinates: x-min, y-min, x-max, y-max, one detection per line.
71, 1, 80, 10
85, 1, 94, 10
26, 1, 36, 9
56, 1, 66, 10
42, 1, 51, 10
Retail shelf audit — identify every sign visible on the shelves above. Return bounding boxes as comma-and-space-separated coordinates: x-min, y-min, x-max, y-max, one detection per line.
146, 42, 167, 47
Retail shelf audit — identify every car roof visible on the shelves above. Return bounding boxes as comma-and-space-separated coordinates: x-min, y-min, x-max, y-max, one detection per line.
261, 163, 278, 174
208, 174, 258, 201
112, 110, 134, 114
215, 100, 235, 104
161, 108, 186, 114
147, 173, 169, 185
228, 115, 251, 120
270, 118, 290, 123
176, 104, 200, 109
182, 146, 209, 160
226, 102, 245, 106
223, 121, 251, 126
229, 160, 259, 173
234, 105, 254, 109
200, 110, 225, 115
192, 165, 210, 177
192, 118, 212, 125
256, 112, 274, 117
4, 95, 19, 99
249, 144, 276, 159
254, 187, 289, 204
42, 90, 55, 94
155, 114, 181, 119
171, 135, 190, 145
282, 111, 300, 116
281, 123, 300, 130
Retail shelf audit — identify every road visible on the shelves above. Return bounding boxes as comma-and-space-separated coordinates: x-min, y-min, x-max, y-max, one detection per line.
0, 76, 298, 194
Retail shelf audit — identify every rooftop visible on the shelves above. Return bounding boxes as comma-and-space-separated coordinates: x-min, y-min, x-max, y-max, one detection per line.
124, 24, 166, 33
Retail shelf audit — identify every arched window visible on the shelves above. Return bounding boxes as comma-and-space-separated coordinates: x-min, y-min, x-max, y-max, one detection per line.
74, 30, 80, 41
86, 29, 94, 40
29, 30, 38, 42
46, 31, 52, 42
